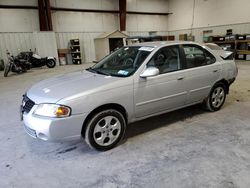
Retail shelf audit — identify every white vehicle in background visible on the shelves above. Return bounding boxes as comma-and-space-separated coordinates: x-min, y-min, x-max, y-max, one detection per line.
21, 41, 238, 151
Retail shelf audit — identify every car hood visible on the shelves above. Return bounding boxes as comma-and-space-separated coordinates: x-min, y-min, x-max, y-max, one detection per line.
27, 70, 123, 104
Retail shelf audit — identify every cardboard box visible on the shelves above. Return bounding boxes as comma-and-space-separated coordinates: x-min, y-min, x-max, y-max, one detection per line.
225, 36, 230, 41
213, 36, 225, 42
70, 39, 80, 45
58, 49, 69, 55
246, 34, 250, 40
72, 53, 81, 58
179, 34, 187, 41
236, 54, 246, 60
246, 55, 250, 61
187, 35, 195, 41
168, 36, 175, 41
229, 35, 236, 41
72, 59, 82, 64
237, 35, 246, 40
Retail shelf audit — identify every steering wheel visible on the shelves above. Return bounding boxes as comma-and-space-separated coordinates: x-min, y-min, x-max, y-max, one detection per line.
124, 58, 134, 66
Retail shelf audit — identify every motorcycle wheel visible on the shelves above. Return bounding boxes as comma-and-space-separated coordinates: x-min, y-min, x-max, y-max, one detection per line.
46, 59, 56, 68
4, 63, 11, 77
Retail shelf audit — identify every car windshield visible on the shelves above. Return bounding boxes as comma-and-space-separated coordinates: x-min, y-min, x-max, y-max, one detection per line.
87, 46, 152, 77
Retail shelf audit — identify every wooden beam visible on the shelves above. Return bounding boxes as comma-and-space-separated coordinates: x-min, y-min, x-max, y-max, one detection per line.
127, 11, 171, 16
45, 0, 53, 30
0, 5, 37, 9
119, 0, 127, 31
38, 0, 47, 31
50, 7, 119, 14
38, 0, 52, 31
50, 7, 171, 15
0, 5, 171, 16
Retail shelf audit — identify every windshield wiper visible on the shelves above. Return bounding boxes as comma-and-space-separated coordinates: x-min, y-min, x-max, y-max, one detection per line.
86, 67, 110, 76
86, 67, 96, 73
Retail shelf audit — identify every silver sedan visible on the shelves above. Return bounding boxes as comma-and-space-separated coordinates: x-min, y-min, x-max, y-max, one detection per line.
21, 41, 237, 150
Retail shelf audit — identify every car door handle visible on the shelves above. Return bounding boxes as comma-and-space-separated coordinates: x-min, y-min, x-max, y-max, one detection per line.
177, 76, 185, 80
213, 70, 218, 73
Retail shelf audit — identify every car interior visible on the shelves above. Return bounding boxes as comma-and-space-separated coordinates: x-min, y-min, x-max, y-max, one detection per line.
147, 46, 181, 74
184, 46, 216, 68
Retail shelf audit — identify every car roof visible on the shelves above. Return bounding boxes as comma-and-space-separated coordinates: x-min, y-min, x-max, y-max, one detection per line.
128, 41, 223, 61
129, 41, 200, 48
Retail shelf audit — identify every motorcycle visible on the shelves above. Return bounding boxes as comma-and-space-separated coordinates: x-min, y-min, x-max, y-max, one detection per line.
18, 49, 56, 68
4, 51, 31, 77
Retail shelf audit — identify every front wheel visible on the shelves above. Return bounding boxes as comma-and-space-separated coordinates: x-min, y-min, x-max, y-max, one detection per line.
205, 83, 226, 112
84, 109, 126, 151
4, 63, 11, 77
46, 59, 56, 68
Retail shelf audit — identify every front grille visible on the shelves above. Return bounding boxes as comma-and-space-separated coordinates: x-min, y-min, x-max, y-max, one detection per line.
22, 95, 35, 113
24, 124, 37, 138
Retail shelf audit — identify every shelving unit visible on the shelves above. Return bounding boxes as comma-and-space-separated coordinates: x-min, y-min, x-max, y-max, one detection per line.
70, 39, 82, 64
212, 35, 250, 60
236, 40, 250, 60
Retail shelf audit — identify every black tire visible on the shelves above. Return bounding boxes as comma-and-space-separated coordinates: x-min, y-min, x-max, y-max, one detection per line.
22, 68, 27, 73
84, 109, 126, 151
46, 59, 56, 68
205, 83, 227, 112
4, 63, 11, 77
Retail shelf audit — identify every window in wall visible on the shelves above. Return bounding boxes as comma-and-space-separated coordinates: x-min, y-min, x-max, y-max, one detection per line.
203, 30, 213, 43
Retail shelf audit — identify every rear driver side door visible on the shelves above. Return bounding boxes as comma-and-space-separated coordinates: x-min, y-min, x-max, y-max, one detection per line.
181, 44, 220, 104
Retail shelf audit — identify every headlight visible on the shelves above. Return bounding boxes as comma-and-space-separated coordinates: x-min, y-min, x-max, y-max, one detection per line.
33, 104, 71, 118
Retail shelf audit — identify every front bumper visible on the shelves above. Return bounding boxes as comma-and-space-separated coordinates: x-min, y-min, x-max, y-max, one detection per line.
22, 105, 87, 141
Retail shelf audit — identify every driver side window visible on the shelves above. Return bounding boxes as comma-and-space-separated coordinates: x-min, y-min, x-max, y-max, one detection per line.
147, 45, 181, 74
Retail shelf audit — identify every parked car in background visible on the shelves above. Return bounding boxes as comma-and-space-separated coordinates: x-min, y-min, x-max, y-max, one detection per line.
21, 41, 238, 151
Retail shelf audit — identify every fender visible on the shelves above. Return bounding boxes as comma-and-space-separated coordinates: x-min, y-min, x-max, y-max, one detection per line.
47, 57, 56, 61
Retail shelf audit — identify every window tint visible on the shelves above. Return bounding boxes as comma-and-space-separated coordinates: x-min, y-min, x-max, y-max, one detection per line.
147, 46, 181, 74
183, 45, 216, 68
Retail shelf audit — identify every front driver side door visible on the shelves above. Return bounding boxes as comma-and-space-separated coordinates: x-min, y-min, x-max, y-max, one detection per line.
134, 45, 188, 118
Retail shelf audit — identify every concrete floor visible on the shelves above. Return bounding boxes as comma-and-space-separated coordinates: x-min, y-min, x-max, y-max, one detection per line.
0, 62, 250, 188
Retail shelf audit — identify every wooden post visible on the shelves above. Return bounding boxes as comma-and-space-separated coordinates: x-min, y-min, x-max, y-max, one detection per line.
119, 0, 126, 31
45, 0, 53, 31
38, 0, 53, 31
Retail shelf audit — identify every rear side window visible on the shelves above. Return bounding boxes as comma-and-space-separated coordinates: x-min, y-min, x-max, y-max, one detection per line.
183, 45, 216, 68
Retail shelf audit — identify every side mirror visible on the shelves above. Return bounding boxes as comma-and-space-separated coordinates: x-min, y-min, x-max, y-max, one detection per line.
140, 67, 159, 78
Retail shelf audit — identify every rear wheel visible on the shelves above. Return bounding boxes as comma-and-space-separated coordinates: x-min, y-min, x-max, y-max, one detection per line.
4, 63, 11, 77
205, 83, 226, 112
84, 109, 126, 151
46, 59, 56, 68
